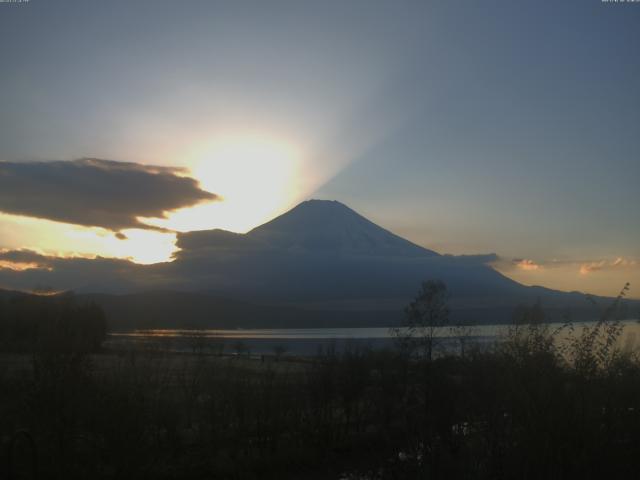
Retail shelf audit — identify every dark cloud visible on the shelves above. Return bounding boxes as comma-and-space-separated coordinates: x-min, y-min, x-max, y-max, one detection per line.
442, 253, 500, 266
0, 158, 218, 232
0, 246, 511, 300
0, 249, 47, 264
0, 249, 166, 293
176, 229, 247, 251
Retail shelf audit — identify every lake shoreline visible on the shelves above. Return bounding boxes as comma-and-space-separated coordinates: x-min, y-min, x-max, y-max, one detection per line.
105, 319, 640, 356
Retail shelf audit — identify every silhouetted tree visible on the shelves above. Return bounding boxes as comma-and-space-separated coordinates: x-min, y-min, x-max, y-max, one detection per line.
232, 340, 249, 357
503, 298, 558, 361
272, 344, 287, 360
449, 318, 475, 358
394, 280, 449, 360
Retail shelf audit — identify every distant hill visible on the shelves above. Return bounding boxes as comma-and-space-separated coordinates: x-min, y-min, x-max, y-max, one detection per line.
79, 291, 406, 331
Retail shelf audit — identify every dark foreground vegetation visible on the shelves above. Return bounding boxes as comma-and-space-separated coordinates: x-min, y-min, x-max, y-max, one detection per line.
0, 291, 106, 353
1, 286, 639, 479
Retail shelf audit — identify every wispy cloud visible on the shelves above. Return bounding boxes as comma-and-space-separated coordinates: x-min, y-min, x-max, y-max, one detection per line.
513, 258, 541, 271
494, 255, 640, 277
0, 248, 157, 293
579, 257, 638, 275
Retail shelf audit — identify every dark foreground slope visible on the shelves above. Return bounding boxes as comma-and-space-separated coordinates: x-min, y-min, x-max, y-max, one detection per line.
3, 332, 640, 480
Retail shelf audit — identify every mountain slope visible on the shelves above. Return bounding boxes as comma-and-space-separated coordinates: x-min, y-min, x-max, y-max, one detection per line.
167, 200, 611, 320
172, 200, 517, 303
2, 199, 630, 328
247, 200, 437, 257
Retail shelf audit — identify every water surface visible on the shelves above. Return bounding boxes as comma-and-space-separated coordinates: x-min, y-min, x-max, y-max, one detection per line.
107, 319, 640, 356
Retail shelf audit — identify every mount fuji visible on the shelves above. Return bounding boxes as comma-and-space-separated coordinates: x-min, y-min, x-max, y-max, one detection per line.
2, 200, 624, 329
93, 200, 614, 329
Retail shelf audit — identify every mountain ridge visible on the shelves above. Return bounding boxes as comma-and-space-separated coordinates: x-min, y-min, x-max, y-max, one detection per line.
247, 199, 438, 257
2, 199, 634, 329
176, 199, 438, 259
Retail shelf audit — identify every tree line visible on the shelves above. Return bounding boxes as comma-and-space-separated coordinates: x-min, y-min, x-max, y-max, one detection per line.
0, 291, 106, 353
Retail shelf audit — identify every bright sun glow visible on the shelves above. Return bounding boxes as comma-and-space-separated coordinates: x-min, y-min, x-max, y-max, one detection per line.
147, 134, 304, 233
66, 228, 177, 265
0, 213, 176, 265
0, 135, 306, 266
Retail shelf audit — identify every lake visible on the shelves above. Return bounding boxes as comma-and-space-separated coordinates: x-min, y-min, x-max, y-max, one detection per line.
107, 319, 640, 356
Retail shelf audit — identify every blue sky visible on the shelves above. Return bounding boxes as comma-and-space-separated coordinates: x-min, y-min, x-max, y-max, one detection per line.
0, 0, 639, 297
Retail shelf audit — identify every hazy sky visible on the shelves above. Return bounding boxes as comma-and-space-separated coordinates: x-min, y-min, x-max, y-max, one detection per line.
0, 0, 639, 297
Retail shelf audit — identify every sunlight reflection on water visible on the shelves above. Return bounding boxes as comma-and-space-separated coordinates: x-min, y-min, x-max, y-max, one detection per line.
110, 320, 640, 340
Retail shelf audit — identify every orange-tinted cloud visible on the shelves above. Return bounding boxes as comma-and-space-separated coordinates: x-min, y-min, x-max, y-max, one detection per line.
513, 258, 541, 271
579, 257, 638, 275
0, 249, 51, 271
0, 260, 43, 272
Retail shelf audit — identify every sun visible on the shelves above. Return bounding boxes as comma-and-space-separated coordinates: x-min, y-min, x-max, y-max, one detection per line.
149, 134, 304, 233
195, 134, 301, 227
